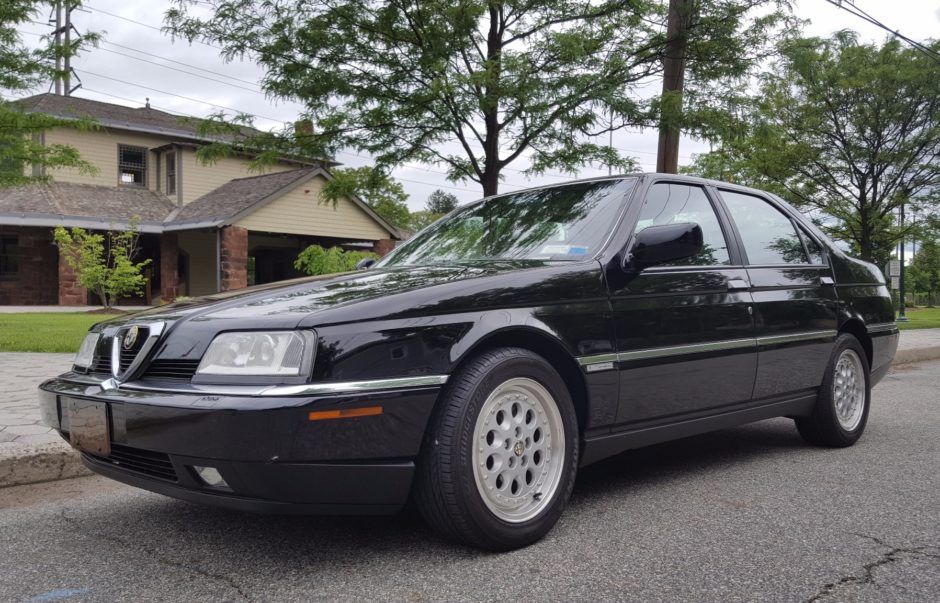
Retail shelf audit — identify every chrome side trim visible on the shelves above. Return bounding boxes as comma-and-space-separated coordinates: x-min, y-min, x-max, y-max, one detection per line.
576, 330, 838, 371
617, 338, 756, 363
756, 330, 837, 347
866, 322, 898, 334
576, 353, 618, 367
116, 374, 450, 397
259, 375, 449, 396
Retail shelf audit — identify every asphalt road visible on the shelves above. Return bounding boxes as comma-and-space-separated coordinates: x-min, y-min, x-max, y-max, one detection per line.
2, 362, 938, 603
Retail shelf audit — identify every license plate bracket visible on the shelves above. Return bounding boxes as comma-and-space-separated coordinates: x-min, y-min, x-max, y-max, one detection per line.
67, 398, 110, 456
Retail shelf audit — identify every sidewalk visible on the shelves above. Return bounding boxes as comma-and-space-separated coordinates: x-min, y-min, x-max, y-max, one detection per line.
2, 329, 939, 488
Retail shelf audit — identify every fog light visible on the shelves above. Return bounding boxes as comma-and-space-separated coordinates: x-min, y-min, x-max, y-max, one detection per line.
193, 466, 228, 488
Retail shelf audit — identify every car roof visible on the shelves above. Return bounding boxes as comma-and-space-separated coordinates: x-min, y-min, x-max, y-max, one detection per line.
481, 172, 768, 200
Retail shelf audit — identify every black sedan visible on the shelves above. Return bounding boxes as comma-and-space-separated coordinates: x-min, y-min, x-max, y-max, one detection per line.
39, 174, 898, 550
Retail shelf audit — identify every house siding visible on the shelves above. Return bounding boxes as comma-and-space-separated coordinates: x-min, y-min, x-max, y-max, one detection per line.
42, 127, 167, 190
235, 175, 391, 240
178, 230, 218, 297
180, 149, 291, 205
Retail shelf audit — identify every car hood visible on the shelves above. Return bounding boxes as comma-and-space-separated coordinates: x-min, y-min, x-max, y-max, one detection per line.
105, 260, 573, 330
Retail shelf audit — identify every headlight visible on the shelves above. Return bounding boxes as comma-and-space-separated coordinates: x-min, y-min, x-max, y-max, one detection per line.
74, 333, 99, 369
196, 331, 314, 376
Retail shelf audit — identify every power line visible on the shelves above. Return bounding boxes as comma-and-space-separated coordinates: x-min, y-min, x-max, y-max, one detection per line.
82, 5, 224, 51
75, 69, 286, 124
20, 29, 265, 94
823, 1, 940, 63
100, 40, 262, 88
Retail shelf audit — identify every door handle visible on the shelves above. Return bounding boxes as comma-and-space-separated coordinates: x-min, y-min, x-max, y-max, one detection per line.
820, 276, 835, 286
727, 279, 750, 291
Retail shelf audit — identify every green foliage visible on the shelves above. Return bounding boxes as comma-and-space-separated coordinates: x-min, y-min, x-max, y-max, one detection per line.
293, 244, 378, 276
426, 190, 459, 215
685, 32, 940, 267
1, 1, 100, 186
166, 0, 791, 195
53, 222, 152, 309
909, 240, 940, 301
321, 166, 411, 228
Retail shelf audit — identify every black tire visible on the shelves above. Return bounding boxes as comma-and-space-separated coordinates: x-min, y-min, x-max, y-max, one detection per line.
795, 333, 871, 447
414, 347, 579, 551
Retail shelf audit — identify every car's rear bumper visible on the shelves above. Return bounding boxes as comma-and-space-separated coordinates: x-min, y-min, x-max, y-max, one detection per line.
39, 374, 442, 513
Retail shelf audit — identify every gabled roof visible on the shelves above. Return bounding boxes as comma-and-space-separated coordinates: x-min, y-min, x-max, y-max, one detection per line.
15, 93, 261, 142
165, 167, 403, 239
0, 169, 402, 239
0, 182, 176, 232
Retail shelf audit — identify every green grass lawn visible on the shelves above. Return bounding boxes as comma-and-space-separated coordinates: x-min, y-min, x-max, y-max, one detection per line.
1, 305, 938, 354
0, 313, 114, 353
897, 306, 940, 330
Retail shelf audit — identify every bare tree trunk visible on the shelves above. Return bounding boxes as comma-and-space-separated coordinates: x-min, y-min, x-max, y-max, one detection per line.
656, 0, 692, 175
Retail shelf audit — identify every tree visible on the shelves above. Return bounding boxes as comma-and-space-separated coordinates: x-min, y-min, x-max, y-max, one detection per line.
1, 1, 98, 186
53, 222, 152, 309
908, 240, 940, 306
166, 0, 791, 196
426, 189, 459, 214
294, 244, 377, 276
320, 166, 411, 229
685, 32, 940, 267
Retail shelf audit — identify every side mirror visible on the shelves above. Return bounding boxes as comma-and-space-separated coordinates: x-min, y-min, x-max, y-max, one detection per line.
356, 258, 376, 270
627, 222, 703, 271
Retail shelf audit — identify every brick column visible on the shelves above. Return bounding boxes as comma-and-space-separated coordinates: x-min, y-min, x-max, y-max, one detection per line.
219, 226, 248, 291
372, 238, 396, 257
58, 248, 86, 306
160, 232, 179, 303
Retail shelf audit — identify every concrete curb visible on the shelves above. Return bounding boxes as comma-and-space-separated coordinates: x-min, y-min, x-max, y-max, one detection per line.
892, 345, 940, 366
0, 441, 90, 488
2, 346, 940, 490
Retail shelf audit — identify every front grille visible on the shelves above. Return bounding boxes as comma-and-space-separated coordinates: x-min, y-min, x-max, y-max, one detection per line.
141, 359, 200, 381
89, 353, 112, 374
87, 443, 177, 482
118, 327, 149, 373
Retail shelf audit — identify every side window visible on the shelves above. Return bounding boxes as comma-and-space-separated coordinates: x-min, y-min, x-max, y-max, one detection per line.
634, 183, 730, 266
720, 191, 809, 265
797, 227, 824, 264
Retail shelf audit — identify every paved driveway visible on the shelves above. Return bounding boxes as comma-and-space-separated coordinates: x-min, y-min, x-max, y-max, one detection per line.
0, 353, 73, 448
1, 361, 937, 602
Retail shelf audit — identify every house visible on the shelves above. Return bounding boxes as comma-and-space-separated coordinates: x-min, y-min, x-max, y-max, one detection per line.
0, 94, 400, 306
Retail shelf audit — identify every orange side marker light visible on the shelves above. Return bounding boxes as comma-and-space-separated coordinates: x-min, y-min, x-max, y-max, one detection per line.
308, 406, 384, 421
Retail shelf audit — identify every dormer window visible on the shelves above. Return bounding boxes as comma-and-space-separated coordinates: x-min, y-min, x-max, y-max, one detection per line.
166, 151, 177, 195
118, 144, 148, 187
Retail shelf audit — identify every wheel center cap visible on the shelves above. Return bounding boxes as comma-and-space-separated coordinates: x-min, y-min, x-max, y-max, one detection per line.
513, 440, 525, 456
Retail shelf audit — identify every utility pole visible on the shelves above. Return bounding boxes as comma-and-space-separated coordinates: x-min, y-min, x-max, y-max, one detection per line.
52, 2, 62, 95
898, 198, 909, 322
656, 0, 692, 174
48, 1, 82, 96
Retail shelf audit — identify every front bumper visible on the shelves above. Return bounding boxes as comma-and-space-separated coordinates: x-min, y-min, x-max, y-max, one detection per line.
39, 375, 443, 513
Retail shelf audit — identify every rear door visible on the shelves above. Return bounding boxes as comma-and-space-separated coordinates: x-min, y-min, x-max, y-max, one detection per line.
609, 181, 757, 425
714, 188, 839, 402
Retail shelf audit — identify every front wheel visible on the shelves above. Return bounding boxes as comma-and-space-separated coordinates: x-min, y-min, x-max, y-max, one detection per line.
414, 347, 579, 550
796, 333, 871, 447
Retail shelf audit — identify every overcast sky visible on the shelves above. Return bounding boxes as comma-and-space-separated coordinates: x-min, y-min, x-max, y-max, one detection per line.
12, 0, 940, 210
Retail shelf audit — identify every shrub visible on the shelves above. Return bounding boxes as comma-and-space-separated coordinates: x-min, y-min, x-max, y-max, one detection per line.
294, 244, 378, 276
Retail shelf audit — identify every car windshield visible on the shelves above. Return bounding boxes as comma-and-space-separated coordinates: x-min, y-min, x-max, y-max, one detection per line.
378, 178, 636, 267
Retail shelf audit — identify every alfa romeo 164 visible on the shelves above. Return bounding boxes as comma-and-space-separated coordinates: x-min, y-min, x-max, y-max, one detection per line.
39, 174, 898, 550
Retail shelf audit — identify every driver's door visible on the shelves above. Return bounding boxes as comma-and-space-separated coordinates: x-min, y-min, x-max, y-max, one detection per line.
608, 181, 758, 425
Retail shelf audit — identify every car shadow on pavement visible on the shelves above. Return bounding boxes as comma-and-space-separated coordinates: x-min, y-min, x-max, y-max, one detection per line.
56, 417, 815, 561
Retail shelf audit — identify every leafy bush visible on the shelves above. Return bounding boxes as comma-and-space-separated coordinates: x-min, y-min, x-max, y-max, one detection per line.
53, 222, 152, 308
294, 244, 377, 276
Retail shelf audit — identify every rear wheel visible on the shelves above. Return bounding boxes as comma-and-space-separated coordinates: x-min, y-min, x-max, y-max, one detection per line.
796, 333, 871, 447
414, 347, 578, 550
